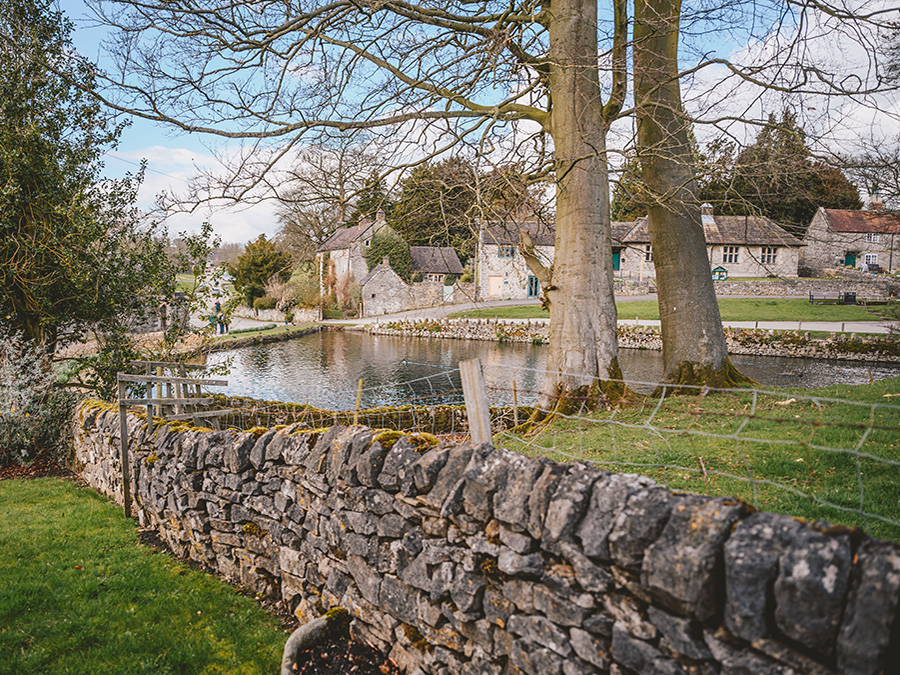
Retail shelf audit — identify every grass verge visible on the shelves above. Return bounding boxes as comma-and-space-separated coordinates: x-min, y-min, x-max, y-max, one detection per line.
498, 377, 900, 541
450, 298, 881, 322
211, 323, 317, 343
0, 479, 287, 675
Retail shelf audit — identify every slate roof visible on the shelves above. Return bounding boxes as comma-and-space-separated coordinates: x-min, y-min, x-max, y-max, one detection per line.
359, 263, 403, 288
317, 223, 367, 252
821, 209, 900, 234
481, 221, 555, 247
410, 246, 464, 275
622, 216, 802, 247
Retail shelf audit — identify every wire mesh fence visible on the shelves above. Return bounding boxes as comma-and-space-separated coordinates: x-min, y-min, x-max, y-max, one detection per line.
483, 363, 900, 541
148, 360, 900, 541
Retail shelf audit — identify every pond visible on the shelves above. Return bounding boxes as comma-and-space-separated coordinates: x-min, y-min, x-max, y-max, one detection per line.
207, 330, 900, 410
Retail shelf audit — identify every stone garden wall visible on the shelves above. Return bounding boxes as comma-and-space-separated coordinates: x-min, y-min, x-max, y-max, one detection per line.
367, 319, 900, 362
74, 403, 900, 674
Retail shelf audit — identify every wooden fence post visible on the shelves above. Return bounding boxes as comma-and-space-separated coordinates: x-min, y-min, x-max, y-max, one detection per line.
460, 358, 492, 446
117, 376, 132, 519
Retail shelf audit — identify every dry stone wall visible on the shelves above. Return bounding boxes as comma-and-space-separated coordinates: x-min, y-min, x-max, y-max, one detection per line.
73, 404, 900, 675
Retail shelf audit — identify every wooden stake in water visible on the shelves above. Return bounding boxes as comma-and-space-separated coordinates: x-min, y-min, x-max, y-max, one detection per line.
512, 380, 519, 428
354, 378, 363, 425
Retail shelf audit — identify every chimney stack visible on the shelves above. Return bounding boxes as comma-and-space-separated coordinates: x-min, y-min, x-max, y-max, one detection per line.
870, 192, 884, 211
382, 256, 390, 266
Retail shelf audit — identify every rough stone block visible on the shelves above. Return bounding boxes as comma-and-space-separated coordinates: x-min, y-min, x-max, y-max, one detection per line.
356, 441, 388, 488
532, 581, 590, 627
249, 429, 277, 469
642, 496, 747, 621
378, 438, 422, 492
221, 432, 254, 474
542, 464, 601, 548
647, 606, 712, 662
577, 472, 654, 561
497, 548, 544, 576
424, 444, 473, 510
499, 525, 534, 554
570, 627, 611, 670
837, 538, 900, 675
346, 553, 381, 607
526, 463, 566, 540
559, 541, 613, 594
723, 511, 806, 642
450, 568, 486, 614
507, 614, 572, 657
773, 526, 851, 655
493, 455, 543, 529
608, 486, 673, 572
412, 445, 450, 493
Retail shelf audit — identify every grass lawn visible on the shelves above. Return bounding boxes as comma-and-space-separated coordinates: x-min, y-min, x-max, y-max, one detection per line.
0, 479, 287, 675
451, 298, 880, 323
175, 273, 198, 293
211, 323, 317, 344
498, 377, 900, 541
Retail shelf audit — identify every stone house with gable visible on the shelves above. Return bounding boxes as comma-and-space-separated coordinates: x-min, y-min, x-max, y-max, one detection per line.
316, 209, 392, 284
476, 221, 555, 300
620, 206, 803, 279
476, 206, 801, 297
410, 246, 463, 284
799, 206, 900, 275
359, 257, 409, 317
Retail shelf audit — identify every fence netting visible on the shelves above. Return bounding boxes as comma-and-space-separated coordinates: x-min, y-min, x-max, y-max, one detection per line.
152, 362, 900, 541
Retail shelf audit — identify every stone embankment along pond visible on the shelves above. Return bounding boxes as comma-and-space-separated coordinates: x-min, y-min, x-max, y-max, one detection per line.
367, 319, 900, 363
74, 403, 900, 674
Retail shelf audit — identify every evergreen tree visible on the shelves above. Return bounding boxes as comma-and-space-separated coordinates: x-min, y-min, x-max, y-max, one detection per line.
701, 112, 862, 235
228, 235, 293, 305
389, 158, 478, 261
0, 0, 172, 353
364, 231, 412, 282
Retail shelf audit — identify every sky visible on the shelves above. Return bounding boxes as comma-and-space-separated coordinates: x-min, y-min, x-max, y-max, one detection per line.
59, 0, 900, 243
63, 0, 282, 244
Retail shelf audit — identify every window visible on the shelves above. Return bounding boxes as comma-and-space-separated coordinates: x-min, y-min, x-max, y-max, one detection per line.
865, 253, 878, 265
866, 233, 880, 243
364, 239, 371, 247
722, 246, 739, 263
498, 245, 516, 258
760, 247, 777, 264
644, 245, 653, 262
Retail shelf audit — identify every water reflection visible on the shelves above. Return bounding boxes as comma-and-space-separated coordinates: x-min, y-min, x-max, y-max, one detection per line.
208, 330, 900, 409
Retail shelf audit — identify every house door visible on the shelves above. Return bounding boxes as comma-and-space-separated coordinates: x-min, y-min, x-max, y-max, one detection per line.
488, 275, 503, 297
443, 284, 454, 302
527, 275, 541, 297
844, 253, 856, 267
612, 248, 621, 271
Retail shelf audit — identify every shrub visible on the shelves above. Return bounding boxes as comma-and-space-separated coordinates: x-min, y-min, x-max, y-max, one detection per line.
0, 331, 76, 467
253, 296, 278, 311
243, 283, 266, 307
459, 268, 474, 283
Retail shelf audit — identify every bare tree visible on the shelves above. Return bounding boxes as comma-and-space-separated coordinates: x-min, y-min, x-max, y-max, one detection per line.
88, 0, 628, 409
276, 135, 386, 263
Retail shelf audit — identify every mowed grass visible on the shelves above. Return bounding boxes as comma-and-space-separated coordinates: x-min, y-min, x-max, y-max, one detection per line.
0, 479, 287, 675
451, 298, 880, 322
499, 377, 900, 541
212, 323, 317, 343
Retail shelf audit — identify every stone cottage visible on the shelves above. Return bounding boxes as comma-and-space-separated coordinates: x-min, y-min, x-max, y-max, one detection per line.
476, 221, 555, 300
360, 257, 409, 317
316, 209, 393, 284
619, 206, 803, 279
410, 246, 464, 283
800, 206, 900, 275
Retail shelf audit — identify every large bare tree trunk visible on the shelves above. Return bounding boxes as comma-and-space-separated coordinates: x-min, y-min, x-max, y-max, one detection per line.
633, 0, 751, 389
526, 0, 623, 411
